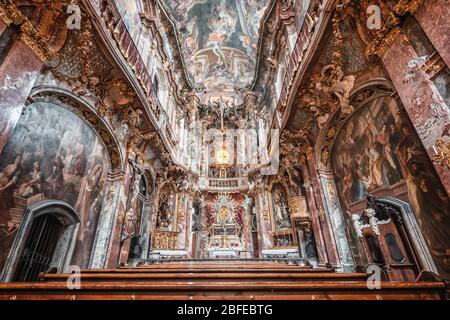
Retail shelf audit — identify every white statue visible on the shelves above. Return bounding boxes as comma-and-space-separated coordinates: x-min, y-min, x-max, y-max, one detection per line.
352, 214, 364, 238
365, 208, 380, 236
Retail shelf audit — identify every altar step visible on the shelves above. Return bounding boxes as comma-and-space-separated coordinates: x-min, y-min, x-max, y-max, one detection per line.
114, 260, 330, 273
43, 261, 364, 283
0, 261, 446, 300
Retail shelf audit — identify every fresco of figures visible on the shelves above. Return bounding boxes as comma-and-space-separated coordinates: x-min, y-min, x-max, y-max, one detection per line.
332, 95, 450, 276
162, 0, 270, 90
0, 102, 110, 270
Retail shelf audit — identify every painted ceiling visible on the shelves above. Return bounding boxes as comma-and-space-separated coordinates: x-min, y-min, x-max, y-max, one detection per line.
162, 0, 271, 94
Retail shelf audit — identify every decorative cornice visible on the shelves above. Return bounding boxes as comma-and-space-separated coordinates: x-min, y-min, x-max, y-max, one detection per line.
19, 21, 57, 61
433, 138, 450, 170
0, 0, 66, 61
366, 0, 425, 58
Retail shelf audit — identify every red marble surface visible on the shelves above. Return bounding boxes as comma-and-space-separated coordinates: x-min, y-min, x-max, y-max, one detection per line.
0, 40, 43, 154
415, 0, 450, 68
383, 32, 450, 195
0, 20, 6, 36
106, 166, 133, 268
306, 155, 339, 266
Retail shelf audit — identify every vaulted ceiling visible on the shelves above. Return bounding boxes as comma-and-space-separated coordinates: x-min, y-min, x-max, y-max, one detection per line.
161, 0, 271, 94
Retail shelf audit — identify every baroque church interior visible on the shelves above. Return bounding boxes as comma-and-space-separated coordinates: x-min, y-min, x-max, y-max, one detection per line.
0, 0, 449, 300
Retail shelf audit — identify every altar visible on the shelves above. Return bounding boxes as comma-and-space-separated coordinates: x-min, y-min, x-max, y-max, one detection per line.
204, 194, 248, 259
207, 247, 242, 259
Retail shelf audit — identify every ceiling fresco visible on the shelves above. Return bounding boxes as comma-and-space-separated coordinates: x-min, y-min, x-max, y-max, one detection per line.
162, 0, 271, 93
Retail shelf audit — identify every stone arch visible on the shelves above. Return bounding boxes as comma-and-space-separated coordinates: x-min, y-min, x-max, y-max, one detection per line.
1, 200, 80, 282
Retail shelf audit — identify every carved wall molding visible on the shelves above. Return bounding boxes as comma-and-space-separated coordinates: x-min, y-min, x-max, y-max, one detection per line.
433, 138, 450, 170
0, 0, 73, 61
365, 0, 426, 58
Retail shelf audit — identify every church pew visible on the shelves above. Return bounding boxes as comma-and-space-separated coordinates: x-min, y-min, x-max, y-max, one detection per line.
41, 272, 369, 284
0, 281, 445, 300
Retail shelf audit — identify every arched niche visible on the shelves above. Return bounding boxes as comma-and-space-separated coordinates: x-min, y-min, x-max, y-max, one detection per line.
128, 169, 154, 260
267, 180, 296, 247
0, 89, 121, 274
323, 83, 450, 278
155, 182, 178, 232
1, 200, 80, 282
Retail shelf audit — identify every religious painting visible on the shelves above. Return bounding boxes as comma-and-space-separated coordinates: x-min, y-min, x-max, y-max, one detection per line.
331, 95, 450, 277
0, 102, 110, 271
161, 0, 271, 91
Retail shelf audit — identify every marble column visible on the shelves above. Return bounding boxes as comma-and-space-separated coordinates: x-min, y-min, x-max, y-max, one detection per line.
308, 158, 340, 266
139, 200, 153, 260
255, 189, 273, 252
415, 0, 450, 68
242, 195, 252, 257
89, 171, 124, 268
318, 170, 355, 272
302, 165, 328, 266
382, 32, 450, 194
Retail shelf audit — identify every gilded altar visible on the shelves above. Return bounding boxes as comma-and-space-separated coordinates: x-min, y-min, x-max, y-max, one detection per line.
154, 230, 178, 250
206, 195, 244, 257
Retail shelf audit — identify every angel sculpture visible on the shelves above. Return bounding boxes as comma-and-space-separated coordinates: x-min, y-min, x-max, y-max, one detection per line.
330, 67, 356, 116
352, 214, 364, 238
365, 208, 380, 236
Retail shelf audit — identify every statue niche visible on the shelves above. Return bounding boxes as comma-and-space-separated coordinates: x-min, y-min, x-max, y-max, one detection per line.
156, 186, 176, 231
269, 183, 296, 248
154, 184, 178, 250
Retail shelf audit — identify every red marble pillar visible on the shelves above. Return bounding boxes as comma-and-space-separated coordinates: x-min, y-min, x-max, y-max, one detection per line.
307, 158, 340, 267
415, 0, 450, 68
302, 161, 329, 266
382, 33, 450, 195
0, 39, 44, 154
